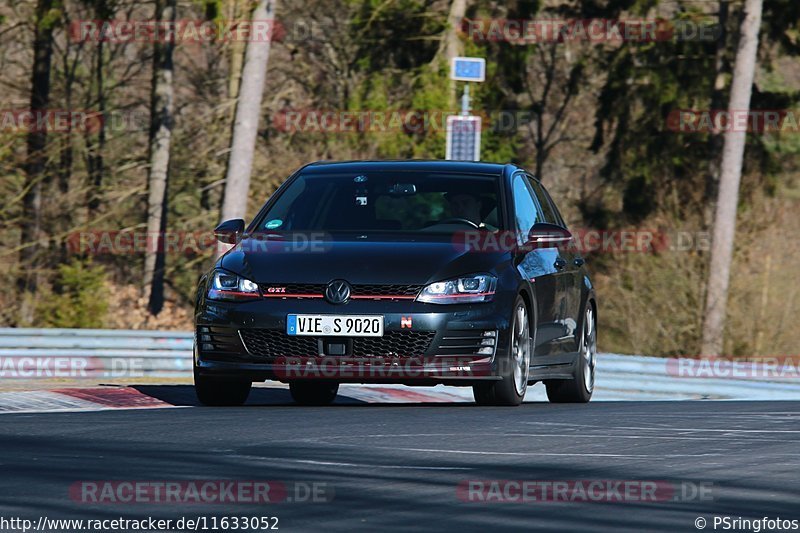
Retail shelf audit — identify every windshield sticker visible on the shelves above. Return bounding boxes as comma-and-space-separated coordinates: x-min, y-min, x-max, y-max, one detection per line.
265, 219, 283, 229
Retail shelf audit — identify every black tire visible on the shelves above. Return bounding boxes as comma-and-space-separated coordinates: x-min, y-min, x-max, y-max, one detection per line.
194, 367, 252, 406
473, 296, 531, 407
289, 381, 339, 406
545, 304, 596, 404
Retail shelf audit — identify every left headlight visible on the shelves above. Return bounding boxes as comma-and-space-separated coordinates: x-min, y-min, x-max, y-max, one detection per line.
207, 270, 261, 301
416, 274, 497, 304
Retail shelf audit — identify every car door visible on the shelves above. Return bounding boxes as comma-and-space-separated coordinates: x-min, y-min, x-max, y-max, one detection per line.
510, 172, 562, 363
527, 176, 583, 358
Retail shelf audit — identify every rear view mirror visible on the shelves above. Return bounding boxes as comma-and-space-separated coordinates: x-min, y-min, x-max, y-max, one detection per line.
214, 219, 245, 244
527, 223, 572, 248
389, 183, 417, 196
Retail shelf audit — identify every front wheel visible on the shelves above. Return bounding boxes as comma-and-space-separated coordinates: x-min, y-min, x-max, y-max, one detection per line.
545, 304, 596, 403
194, 367, 252, 406
473, 296, 531, 406
289, 381, 339, 406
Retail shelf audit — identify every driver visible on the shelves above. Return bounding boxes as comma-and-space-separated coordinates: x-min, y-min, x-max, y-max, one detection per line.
445, 192, 483, 226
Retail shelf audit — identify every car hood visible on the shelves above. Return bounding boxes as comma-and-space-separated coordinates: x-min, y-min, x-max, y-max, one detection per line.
217, 235, 509, 285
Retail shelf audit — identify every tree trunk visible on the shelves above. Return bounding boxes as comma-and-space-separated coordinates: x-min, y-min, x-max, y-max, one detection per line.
86, 1, 108, 217
143, 0, 177, 315
219, 0, 277, 223
701, 0, 763, 356
17, 0, 56, 324
705, 0, 730, 223
206, 0, 246, 211
440, 0, 467, 107
227, 0, 247, 106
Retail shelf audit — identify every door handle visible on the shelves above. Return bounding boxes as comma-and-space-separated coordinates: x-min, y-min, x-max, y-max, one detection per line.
573, 257, 585, 267
554, 258, 567, 270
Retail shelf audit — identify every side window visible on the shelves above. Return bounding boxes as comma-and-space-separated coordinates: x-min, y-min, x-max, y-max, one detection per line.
528, 177, 564, 227
512, 174, 543, 239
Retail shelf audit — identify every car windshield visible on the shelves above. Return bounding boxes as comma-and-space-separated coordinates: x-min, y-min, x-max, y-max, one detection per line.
257, 172, 504, 233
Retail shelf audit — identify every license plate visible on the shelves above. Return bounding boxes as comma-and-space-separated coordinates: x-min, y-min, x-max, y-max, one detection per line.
287, 315, 384, 337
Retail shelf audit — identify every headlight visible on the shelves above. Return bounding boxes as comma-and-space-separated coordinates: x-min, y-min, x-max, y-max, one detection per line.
416, 274, 497, 304
208, 270, 261, 301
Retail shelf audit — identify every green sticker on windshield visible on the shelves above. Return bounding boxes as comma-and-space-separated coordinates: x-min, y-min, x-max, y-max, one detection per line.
265, 219, 283, 229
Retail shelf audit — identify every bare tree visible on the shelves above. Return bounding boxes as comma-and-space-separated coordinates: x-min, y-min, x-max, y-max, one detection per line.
226, 0, 247, 112
524, 42, 583, 181
438, 0, 467, 107
17, 0, 57, 323
85, 0, 110, 216
143, 0, 177, 315
701, 0, 764, 356
220, 0, 277, 223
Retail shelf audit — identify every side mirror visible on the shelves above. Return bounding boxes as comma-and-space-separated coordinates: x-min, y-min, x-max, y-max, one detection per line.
527, 222, 572, 248
214, 219, 245, 244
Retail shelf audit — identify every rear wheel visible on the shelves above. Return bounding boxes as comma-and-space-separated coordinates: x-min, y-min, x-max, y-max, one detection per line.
289, 381, 339, 406
473, 296, 530, 406
194, 367, 252, 406
545, 305, 596, 403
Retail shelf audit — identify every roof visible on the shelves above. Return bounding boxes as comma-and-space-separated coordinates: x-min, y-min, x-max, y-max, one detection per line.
301, 160, 518, 176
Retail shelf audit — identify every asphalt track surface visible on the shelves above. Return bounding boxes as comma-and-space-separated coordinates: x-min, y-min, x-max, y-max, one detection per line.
1, 388, 799, 532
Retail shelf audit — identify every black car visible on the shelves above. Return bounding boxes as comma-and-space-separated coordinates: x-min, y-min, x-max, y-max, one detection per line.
194, 161, 597, 406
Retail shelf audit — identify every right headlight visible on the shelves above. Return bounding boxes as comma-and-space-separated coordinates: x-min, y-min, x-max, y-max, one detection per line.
416, 274, 497, 304
207, 270, 261, 301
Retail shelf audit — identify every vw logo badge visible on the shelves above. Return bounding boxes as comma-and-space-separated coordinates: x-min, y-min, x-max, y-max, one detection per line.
325, 280, 351, 304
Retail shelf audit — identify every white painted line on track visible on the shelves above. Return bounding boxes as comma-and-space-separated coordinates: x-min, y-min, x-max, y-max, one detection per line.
279, 459, 473, 470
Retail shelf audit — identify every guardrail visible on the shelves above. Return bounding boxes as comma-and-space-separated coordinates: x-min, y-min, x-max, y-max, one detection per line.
1, 328, 799, 400
0, 328, 194, 377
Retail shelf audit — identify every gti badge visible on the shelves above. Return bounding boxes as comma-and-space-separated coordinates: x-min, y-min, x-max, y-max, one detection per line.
325, 280, 351, 304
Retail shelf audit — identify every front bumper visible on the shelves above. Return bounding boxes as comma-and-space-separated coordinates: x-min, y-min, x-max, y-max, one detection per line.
194, 296, 514, 385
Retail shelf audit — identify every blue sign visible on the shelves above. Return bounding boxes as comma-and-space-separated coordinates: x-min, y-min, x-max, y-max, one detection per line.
451, 57, 486, 82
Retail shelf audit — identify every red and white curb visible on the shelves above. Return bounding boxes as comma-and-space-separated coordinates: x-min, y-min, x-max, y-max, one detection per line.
0, 387, 172, 414
0, 384, 476, 414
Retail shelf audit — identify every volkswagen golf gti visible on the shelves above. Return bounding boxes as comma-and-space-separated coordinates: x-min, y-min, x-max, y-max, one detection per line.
194, 160, 597, 406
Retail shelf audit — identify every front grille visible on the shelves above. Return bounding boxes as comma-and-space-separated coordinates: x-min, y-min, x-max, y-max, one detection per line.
240, 329, 318, 357
351, 284, 422, 297
436, 330, 498, 356
352, 331, 436, 357
258, 283, 422, 299
239, 329, 436, 358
